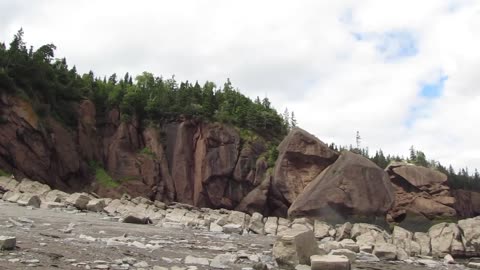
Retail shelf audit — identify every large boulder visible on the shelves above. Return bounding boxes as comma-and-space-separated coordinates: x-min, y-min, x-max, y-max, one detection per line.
428, 222, 464, 257
269, 128, 339, 216
288, 151, 394, 222
15, 178, 51, 195
387, 163, 456, 227
0, 176, 19, 191
457, 217, 480, 256
273, 228, 319, 269
235, 173, 272, 215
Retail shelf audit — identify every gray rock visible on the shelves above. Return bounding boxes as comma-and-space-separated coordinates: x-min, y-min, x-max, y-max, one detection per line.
184, 255, 209, 265
356, 251, 379, 262
248, 212, 265, 235
0, 235, 16, 250
335, 222, 352, 241
264, 217, 278, 235
310, 255, 350, 270
17, 193, 41, 208
86, 198, 107, 212
210, 253, 237, 269
223, 223, 243, 234
373, 243, 397, 260
66, 193, 91, 210
314, 220, 331, 239
273, 228, 319, 268
329, 249, 356, 262
15, 178, 51, 195
428, 222, 464, 257
413, 232, 431, 256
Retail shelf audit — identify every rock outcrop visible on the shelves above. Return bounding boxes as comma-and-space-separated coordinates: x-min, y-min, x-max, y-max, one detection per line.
452, 189, 480, 218
268, 128, 339, 216
288, 151, 395, 223
0, 95, 270, 210
387, 163, 457, 229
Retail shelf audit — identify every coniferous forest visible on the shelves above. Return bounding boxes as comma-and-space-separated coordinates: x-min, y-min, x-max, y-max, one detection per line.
1, 29, 479, 192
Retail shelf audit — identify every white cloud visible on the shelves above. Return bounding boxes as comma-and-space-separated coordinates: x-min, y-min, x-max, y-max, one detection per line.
1, 0, 479, 170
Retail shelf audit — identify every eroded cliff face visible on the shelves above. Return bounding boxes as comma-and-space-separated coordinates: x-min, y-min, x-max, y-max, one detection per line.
0, 95, 87, 191
2, 95, 479, 222
0, 95, 269, 210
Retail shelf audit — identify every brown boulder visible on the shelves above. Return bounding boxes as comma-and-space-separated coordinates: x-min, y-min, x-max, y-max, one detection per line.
235, 173, 272, 215
387, 163, 456, 224
271, 128, 339, 215
288, 151, 395, 221
392, 164, 447, 187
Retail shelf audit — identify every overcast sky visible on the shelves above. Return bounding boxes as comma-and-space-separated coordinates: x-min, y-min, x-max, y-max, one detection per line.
1, 0, 479, 171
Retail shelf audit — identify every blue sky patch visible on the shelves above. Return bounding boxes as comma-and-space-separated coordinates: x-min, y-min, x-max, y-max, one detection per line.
405, 75, 448, 128
419, 75, 448, 98
376, 31, 418, 60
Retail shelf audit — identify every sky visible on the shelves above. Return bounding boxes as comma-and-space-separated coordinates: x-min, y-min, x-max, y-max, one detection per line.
1, 0, 479, 171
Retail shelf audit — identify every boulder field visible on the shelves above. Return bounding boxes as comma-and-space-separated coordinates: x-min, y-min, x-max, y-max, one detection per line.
1, 177, 480, 269
1, 95, 479, 226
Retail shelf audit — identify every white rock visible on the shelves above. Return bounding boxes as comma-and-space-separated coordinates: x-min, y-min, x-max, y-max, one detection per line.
16, 178, 51, 195
184, 255, 209, 265
413, 232, 431, 256
443, 254, 455, 264
314, 220, 331, 239
264, 217, 278, 235
248, 212, 265, 234
417, 259, 439, 268
86, 198, 106, 212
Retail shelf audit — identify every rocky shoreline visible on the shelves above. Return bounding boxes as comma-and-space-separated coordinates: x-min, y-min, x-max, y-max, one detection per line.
2, 176, 480, 269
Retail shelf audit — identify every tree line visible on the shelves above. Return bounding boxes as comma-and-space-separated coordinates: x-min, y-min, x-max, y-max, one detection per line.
0, 29, 291, 141
329, 142, 480, 192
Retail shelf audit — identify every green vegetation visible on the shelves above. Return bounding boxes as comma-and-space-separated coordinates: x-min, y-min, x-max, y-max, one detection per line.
95, 167, 119, 188
139, 147, 155, 158
0, 169, 10, 177
88, 161, 119, 188
0, 29, 290, 141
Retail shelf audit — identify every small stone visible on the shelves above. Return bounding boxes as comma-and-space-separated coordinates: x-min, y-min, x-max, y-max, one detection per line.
310, 255, 350, 270
133, 261, 149, 267
444, 254, 455, 264
329, 249, 356, 262
417, 259, 439, 268
0, 236, 16, 250
185, 255, 209, 265
8, 258, 20, 263
153, 267, 169, 270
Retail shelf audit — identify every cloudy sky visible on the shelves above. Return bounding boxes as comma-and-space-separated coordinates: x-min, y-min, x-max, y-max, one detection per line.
1, 0, 479, 171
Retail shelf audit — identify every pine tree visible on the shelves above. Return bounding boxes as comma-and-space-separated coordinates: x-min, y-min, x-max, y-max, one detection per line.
290, 111, 297, 127
283, 108, 290, 130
